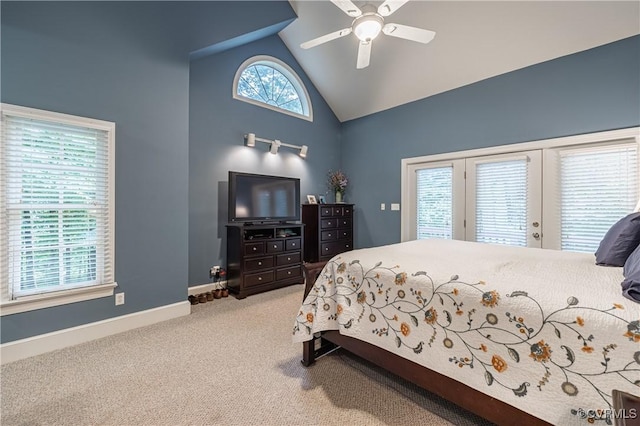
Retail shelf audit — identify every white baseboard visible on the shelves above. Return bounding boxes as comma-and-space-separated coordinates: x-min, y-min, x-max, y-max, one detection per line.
188, 280, 227, 296
0, 301, 191, 365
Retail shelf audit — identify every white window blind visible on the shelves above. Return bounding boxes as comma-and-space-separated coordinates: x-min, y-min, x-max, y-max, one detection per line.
559, 142, 638, 252
1, 108, 114, 299
474, 159, 528, 247
416, 166, 453, 239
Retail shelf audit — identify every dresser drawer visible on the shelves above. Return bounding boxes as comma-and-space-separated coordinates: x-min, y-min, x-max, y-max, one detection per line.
266, 240, 284, 253
244, 256, 273, 272
338, 218, 351, 228
321, 230, 337, 241
244, 242, 264, 256
321, 218, 337, 229
320, 207, 333, 217
276, 266, 302, 281
321, 242, 340, 257
285, 238, 301, 251
337, 229, 352, 240
276, 252, 300, 266
321, 240, 353, 257
244, 270, 274, 287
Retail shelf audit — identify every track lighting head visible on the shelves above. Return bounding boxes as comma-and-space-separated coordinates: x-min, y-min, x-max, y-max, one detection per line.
270, 140, 281, 155
245, 133, 256, 147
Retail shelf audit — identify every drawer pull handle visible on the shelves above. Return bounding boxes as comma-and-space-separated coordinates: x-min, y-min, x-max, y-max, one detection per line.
258, 277, 262, 281
287, 257, 291, 261
292, 243, 296, 247
253, 247, 257, 251
328, 234, 332, 237
346, 245, 350, 248
258, 262, 262, 266
287, 271, 291, 275
273, 245, 278, 248
325, 248, 329, 251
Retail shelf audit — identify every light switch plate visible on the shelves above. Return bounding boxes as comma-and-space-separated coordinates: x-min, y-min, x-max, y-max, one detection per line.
381, 203, 386, 210
391, 203, 400, 211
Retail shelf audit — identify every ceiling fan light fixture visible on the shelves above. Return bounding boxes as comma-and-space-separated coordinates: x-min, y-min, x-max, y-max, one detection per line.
354, 15, 383, 42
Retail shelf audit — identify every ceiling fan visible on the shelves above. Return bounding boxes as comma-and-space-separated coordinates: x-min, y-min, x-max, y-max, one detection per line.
300, 0, 436, 69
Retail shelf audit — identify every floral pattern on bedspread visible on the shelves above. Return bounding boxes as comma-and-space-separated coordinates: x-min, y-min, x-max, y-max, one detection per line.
293, 251, 640, 425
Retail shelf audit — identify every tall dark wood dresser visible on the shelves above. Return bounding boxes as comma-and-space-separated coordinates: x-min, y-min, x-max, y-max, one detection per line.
302, 203, 354, 262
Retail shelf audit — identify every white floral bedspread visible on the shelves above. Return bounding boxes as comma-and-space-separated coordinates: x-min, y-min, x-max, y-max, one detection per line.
293, 239, 640, 425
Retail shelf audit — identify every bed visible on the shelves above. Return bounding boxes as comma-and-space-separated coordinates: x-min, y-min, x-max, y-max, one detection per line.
293, 239, 640, 425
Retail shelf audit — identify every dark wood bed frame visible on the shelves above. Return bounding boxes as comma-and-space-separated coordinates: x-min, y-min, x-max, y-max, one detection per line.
301, 262, 551, 426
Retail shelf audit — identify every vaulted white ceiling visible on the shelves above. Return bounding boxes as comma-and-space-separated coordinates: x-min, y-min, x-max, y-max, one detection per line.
279, 1, 640, 122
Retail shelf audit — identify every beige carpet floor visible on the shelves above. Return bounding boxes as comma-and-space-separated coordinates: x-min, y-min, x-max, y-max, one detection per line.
1, 284, 492, 425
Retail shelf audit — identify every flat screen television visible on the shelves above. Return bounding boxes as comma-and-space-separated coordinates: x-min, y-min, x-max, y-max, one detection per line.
228, 171, 301, 224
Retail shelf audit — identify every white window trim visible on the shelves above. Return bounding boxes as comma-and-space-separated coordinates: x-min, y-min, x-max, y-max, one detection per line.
0, 103, 117, 316
232, 55, 313, 122
401, 127, 640, 242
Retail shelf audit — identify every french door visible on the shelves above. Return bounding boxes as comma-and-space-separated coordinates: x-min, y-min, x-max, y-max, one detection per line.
465, 151, 542, 248
406, 134, 639, 252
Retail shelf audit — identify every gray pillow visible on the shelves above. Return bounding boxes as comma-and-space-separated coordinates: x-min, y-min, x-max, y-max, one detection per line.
622, 243, 640, 303
595, 212, 640, 266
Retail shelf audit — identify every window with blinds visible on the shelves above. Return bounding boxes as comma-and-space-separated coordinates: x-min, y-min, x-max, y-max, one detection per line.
474, 159, 528, 246
559, 142, 638, 252
403, 129, 638, 250
416, 166, 453, 239
1, 105, 115, 301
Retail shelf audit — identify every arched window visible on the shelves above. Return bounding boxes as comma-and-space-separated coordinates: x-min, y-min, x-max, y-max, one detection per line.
233, 56, 313, 121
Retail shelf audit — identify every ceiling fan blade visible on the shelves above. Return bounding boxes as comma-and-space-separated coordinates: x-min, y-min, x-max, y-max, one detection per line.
382, 23, 436, 44
330, 0, 362, 17
377, 0, 410, 17
300, 28, 352, 49
356, 41, 372, 69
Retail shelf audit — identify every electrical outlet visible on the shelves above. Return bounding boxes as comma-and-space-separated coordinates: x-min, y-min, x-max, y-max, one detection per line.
209, 265, 220, 279
115, 292, 125, 305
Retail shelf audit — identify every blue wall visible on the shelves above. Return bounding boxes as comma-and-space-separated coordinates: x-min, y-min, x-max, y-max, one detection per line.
2, 1, 638, 344
0, 1, 296, 343
188, 35, 341, 285
341, 35, 640, 249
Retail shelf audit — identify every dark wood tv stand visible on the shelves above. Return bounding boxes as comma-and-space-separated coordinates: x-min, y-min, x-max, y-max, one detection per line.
226, 223, 305, 298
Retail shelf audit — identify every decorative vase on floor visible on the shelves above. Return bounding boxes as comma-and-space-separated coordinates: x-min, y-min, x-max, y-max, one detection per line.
335, 191, 343, 203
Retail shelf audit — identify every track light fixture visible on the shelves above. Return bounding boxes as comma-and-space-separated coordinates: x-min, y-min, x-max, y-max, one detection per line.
244, 133, 309, 158
270, 140, 280, 155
